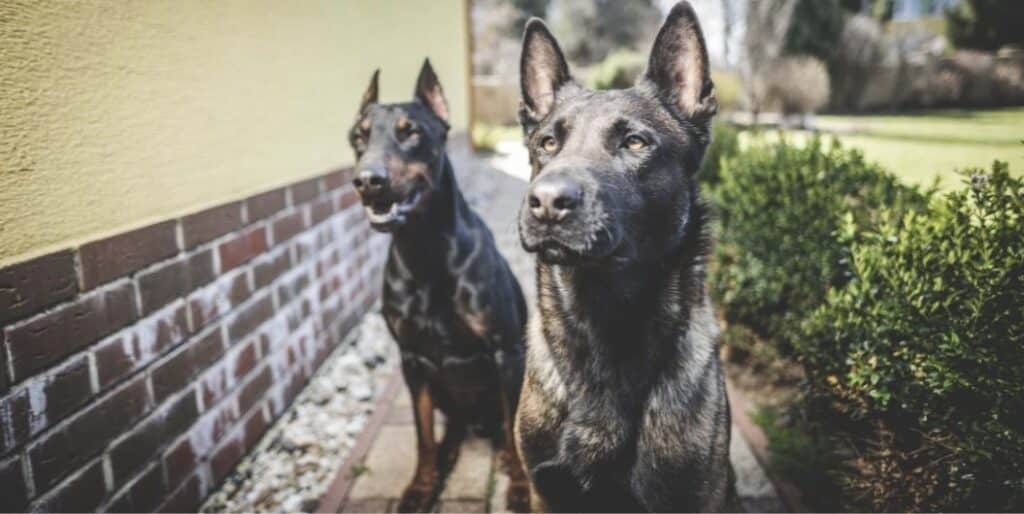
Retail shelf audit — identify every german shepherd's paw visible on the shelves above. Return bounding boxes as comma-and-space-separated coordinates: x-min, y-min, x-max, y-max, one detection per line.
396, 479, 439, 513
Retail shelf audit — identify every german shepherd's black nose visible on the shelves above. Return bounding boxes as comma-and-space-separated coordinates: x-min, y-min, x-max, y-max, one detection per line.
353, 168, 388, 196
528, 174, 582, 223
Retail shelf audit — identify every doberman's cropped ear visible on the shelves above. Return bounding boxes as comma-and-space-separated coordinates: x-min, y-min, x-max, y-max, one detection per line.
359, 69, 380, 115
414, 58, 450, 126
641, 1, 717, 122
519, 18, 571, 125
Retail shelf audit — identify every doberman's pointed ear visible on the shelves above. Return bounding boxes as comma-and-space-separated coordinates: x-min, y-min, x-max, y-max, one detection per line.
519, 18, 571, 124
359, 69, 380, 115
641, 1, 717, 121
414, 58, 450, 125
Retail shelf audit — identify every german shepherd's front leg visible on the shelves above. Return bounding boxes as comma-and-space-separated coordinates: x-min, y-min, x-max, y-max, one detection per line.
500, 381, 530, 513
397, 375, 441, 513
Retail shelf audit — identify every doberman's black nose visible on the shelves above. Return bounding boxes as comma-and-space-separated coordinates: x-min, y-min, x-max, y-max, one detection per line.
353, 168, 388, 196
528, 174, 582, 223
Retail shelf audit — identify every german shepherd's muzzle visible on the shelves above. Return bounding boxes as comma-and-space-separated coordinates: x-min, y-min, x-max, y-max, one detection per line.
514, 2, 737, 512
349, 61, 530, 513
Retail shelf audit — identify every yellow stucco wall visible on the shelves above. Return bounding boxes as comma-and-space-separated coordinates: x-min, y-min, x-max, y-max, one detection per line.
0, 0, 470, 267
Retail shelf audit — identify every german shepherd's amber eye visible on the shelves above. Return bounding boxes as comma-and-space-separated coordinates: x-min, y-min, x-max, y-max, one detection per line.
624, 135, 647, 151
540, 136, 559, 153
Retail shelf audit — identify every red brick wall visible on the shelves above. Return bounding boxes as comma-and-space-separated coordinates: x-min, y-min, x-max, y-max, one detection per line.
0, 169, 388, 512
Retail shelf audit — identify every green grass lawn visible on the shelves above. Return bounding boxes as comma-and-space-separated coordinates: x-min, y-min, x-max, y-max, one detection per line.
812, 108, 1024, 189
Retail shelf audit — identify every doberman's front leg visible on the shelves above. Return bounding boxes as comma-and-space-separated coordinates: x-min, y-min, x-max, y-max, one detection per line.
397, 373, 442, 513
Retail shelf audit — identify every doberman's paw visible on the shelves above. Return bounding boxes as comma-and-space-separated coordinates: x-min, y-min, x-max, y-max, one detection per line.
397, 480, 439, 513
506, 479, 531, 513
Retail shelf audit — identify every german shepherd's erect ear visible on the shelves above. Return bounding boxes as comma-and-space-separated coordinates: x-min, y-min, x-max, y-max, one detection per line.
414, 58, 450, 128
640, 1, 717, 122
358, 68, 380, 116
518, 18, 573, 133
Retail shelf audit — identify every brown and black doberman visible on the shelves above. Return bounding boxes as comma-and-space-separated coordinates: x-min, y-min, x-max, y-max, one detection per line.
348, 60, 530, 513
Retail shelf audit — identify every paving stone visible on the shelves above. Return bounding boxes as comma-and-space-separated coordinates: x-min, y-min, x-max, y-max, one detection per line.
488, 456, 512, 514
440, 438, 494, 501
341, 498, 393, 513
730, 426, 786, 513
435, 499, 485, 513
349, 426, 419, 500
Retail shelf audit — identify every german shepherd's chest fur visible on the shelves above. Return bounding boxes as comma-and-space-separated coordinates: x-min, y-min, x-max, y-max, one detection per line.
516, 208, 732, 513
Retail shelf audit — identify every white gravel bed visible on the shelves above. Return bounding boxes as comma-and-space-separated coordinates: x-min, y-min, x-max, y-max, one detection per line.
200, 312, 398, 513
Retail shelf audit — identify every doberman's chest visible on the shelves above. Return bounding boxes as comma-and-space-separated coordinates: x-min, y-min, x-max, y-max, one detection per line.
380, 268, 493, 358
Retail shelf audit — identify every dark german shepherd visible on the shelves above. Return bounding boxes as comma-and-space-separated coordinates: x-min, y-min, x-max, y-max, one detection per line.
349, 60, 530, 513
513, 2, 736, 512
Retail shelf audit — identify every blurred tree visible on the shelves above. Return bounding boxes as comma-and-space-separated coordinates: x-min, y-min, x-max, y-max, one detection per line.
549, 0, 660, 65
508, 0, 550, 36
742, 0, 800, 119
946, 0, 1024, 51
784, 0, 845, 63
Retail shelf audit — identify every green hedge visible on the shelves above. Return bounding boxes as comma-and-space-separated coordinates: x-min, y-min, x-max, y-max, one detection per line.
798, 163, 1024, 511
704, 128, 1023, 510
708, 135, 931, 353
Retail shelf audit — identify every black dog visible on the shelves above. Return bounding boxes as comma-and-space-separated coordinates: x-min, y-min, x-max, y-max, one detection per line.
513, 3, 736, 512
349, 60, 530, 513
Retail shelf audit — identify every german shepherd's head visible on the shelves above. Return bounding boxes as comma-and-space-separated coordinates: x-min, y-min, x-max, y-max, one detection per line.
517, 1, 717, 267
349, 60, 451, 232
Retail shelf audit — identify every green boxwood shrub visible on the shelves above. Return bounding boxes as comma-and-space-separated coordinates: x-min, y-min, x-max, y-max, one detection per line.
797, 162, 1024, 511
708, 136, 931, 353
699, 123, 741, 188
586, 50, 646, 91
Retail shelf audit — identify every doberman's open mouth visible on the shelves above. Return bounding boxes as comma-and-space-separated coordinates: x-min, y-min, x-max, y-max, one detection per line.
365, 189, 422, 231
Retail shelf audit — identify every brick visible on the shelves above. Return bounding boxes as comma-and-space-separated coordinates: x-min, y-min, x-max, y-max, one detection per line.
186, 248, 217, 289
106, 462, 165, 513
0, 356, 94, 450
245, 188, 286, 221
136, 251, 216, 315
323, 168, 352, 191
311, 196, 335, 225
158, 472, 202, 513
187, 269, 252, 330
0, 249, 78, 325
36, 458, 108, 513
0, 346, 6, 396
209, 436, 243, 483
0, 456, 28, 512
289, 176, 322, 205
200, 339, 259, 409
218, 226, 268, 272
237, 366, 272, 415
227, 295, 274, 342
277, 270, 311, 307
271, 210, 306, 244
181, 201, 244, 249
92, 302, 189, 390
151, 328, 224, 403
5, 281, 138, 382
163, 437, 197, 490
338, 187, 360, 211
28, 375, 149, 491
253, 248, 292, 289
78, 220, 178, 290
242, 406, 268, 451
108, 390, 198, 486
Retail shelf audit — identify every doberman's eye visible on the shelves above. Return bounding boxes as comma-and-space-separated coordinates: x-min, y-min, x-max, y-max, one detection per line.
540, 136, 559, 154
624, 134, 647, 151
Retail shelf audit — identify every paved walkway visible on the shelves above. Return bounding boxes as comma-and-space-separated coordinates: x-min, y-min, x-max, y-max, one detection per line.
333, 150, 785, 513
